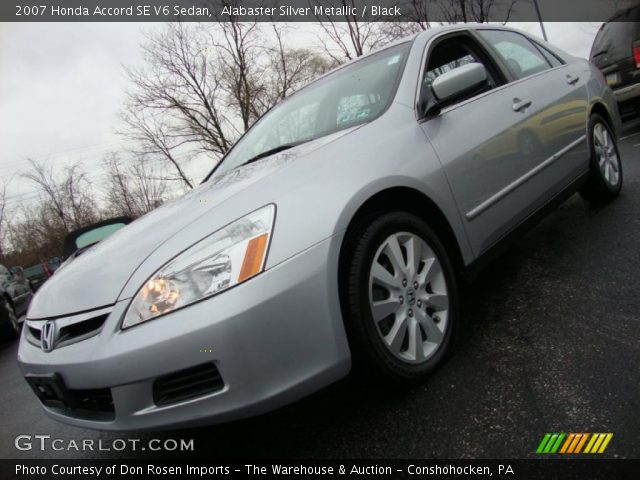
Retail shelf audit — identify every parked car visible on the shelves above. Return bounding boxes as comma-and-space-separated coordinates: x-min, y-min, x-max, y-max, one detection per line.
63, 216, 132, 259
590, 5, 640, 118
23, 263, 52, 292
1, 263, 33, 339
56, 217, 132, 273
47, 257, 63, 273
19, 25, 622, 430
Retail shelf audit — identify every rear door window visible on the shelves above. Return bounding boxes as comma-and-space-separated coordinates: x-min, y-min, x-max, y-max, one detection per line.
533, 42, 564, 68
478, 30, 552, 80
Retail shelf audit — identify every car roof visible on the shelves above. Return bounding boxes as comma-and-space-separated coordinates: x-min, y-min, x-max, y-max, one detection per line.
414, 23, 543, 42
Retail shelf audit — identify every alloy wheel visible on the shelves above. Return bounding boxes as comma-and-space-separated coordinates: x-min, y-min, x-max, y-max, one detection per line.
368, 232, 449, 364
593, 122, 620, 188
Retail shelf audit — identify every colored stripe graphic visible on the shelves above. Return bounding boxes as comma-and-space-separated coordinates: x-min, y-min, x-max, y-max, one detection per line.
536, 434, 551, 453
584, 433, 600, 453
550, 433, 565, 453
537, 433, 613, 454
559, 433, 575, 454
597, 433, 614, 453
584, 433, 614, 453
574, 433, 589, 453
537, 433, 565, 453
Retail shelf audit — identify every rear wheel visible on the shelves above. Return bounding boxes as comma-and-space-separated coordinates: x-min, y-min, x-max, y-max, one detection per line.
0, 296, 20, 340
579, 115, 623, 203
342, 212, 459, 386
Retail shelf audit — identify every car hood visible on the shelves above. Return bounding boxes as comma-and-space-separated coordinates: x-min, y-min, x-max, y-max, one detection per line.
28, 129, 356, 319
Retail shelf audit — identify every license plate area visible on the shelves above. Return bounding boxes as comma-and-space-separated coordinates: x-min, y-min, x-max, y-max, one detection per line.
606, 73, 620, 87
25, 373, 75, 410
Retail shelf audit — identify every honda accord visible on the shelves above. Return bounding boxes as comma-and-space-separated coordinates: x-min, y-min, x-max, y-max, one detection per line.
18, 25, 623, 430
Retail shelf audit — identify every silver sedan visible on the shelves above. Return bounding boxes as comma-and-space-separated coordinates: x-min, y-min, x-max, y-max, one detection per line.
18, 25, 623, 430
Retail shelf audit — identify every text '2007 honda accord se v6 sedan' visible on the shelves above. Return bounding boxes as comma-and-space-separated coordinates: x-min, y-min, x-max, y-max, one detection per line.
19, 25, 623, 430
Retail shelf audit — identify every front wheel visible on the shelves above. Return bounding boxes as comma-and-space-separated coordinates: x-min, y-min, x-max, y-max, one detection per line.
579, 115, 623, 203
342, 212, 459, 386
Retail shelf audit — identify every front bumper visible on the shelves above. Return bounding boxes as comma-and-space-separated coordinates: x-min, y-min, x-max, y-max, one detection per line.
18, 235, 350, 431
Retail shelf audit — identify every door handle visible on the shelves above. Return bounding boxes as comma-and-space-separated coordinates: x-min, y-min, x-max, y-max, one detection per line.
512, 98, 532, 112
566, 74, 580, 85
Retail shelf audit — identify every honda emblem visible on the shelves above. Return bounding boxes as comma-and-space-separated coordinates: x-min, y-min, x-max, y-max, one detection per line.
41, 321, 56, 352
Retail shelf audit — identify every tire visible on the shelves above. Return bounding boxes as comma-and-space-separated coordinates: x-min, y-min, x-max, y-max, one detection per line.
0, 296, 20, 340
342, 211, 459, 386
579, 114, 623, 203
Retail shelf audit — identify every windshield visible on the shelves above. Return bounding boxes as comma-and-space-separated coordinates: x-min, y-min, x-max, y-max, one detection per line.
211, 42, 411, 178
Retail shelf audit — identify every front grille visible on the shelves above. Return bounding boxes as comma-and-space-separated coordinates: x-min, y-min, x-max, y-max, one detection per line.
153, 363, 224, 406
28, 326, 41, 341
26, 309, 110, 350
59, 314, 107, 342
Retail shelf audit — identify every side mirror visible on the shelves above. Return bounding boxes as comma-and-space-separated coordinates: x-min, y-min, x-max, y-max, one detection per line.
432, 63, 488, 102
422, 63, 488, 117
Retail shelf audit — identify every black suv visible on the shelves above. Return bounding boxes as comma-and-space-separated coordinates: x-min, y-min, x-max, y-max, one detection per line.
590, 7, 640, 118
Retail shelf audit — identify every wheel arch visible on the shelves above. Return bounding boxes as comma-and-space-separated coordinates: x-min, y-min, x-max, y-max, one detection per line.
337, 186, 467, 297
589, 101, 619, 140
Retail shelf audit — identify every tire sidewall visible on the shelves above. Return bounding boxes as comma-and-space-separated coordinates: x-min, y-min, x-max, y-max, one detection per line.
347, 212, 459, 383
589, 114, 623, 195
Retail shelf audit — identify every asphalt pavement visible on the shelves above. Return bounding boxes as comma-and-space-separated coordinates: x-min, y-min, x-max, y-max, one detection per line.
2, 121, 639, 460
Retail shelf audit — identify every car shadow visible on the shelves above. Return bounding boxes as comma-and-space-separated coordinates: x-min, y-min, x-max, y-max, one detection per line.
0, 316, 24, 350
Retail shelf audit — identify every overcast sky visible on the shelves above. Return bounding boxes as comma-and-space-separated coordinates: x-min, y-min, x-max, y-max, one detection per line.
0, 22, 602, 209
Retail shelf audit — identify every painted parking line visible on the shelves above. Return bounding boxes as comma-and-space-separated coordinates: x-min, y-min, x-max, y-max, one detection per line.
620, 132, 640, 141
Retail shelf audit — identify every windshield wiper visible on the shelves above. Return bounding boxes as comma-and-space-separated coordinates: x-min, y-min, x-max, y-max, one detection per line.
240, 142, 304, 168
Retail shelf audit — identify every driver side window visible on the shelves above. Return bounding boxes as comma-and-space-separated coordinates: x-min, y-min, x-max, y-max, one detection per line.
422, 35, 500, 108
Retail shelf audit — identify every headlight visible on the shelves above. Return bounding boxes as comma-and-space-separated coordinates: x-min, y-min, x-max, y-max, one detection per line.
122, 204, 275, 329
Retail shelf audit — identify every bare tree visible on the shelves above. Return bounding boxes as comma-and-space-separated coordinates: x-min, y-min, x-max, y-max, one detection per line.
122, 21, 330, 189
0, 182, 6, 234
438, 0, 519, 24
121, 23, 230, 189
103, 153, 167, 218
212, 20, 264, 131
6, 158, 99, 267
5, 201, 69, 266
314, 0, 388, 61
21, 159, 98, 231
263, 24, 336, 106
379, 0, 433, 42
0, 182, 7, 258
